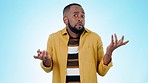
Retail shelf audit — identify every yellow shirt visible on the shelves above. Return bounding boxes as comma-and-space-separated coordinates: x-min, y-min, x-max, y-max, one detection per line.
40, 28, 112, 83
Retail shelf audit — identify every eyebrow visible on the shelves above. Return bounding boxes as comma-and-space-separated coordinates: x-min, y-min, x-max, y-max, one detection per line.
73, 11, 85, 14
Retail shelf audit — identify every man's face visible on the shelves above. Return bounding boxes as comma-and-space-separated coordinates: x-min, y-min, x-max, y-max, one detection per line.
65, 5, 85, 34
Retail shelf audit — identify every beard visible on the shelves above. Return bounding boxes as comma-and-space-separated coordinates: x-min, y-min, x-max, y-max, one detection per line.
68, 21, 85, 34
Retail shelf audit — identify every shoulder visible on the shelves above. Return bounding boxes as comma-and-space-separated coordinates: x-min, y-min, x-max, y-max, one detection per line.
85, 28, 103, 46
85, 28, 101, 40
48, 28, 65, 39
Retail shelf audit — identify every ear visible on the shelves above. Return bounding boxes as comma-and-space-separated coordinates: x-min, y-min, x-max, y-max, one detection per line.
63, 16, 68, 24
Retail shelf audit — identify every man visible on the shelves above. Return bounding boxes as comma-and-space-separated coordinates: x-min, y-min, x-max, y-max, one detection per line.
34, 3, 129, 83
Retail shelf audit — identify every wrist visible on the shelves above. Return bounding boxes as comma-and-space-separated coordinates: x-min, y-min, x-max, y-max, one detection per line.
43, 58, 52, 67
106, 51, 112, 56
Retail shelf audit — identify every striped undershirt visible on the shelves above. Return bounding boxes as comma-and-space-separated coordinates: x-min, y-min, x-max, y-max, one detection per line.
66, 38, 80, 83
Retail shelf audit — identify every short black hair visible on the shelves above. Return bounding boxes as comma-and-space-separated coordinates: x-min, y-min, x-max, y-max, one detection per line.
63, 3, 82, 16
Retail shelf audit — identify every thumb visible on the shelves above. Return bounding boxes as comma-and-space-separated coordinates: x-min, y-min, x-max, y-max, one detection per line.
46, 51, 51, 59
33, 55, 39, 59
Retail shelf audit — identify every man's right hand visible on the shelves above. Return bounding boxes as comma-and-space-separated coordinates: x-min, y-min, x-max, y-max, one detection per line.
34, 49, 52, 67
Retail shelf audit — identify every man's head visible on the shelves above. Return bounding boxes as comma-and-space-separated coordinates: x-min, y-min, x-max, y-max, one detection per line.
63, 3, 85, 34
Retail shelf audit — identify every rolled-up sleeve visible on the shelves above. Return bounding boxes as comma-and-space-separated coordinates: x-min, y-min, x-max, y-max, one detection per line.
40, 35, 53, 73
98, 59, 113, 76
40, 61, 53, 73
96, 36, 113, 76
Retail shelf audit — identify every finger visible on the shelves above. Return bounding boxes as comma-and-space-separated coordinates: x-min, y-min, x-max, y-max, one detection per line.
122, 40, 129, 45
37, 49, 42, 56
33, 55, 40, 59
121, 36, 124, 43
42, 50, 46, 60
46, 51, 50, 59
37, 52, 42, 59
46, 51, 52, 60
37, 50, 43, 60
117, 39, 122, 46
114, 34, 118, 43
37, 49, 40, 54
111, 35, 114, 44
117, 36, 124, 46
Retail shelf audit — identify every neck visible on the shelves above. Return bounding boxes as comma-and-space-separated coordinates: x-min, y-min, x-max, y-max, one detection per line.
67, 27, 80, 38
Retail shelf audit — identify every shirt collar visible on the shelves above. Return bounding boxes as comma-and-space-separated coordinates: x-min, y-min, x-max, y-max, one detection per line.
61, 27, 90, 35
61, 27, 68, 35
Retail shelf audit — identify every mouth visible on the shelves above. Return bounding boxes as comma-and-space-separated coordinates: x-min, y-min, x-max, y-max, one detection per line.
76, 23, 83, 29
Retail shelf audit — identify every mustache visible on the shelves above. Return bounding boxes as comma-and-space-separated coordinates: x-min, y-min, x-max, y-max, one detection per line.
68, 22, 84, 34
76, 22, 84, 26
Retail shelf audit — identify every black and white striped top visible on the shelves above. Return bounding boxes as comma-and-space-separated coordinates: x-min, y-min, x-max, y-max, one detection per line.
66, 38, 80, 83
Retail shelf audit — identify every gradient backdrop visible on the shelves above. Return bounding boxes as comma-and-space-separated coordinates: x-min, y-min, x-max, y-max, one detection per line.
0, 0, 148, 83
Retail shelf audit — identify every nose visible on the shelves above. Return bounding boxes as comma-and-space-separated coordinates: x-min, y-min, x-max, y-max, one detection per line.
78, 16, 84, 22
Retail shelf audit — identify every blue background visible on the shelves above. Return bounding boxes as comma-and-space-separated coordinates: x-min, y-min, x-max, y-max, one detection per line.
0, 0, 148, 83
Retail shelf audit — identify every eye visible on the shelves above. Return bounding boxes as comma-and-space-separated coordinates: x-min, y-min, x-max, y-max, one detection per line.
73, 14, 78, 17
81, 15, 85, 18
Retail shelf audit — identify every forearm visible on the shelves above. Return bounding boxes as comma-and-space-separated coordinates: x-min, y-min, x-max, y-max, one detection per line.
103, 51, 112, 65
